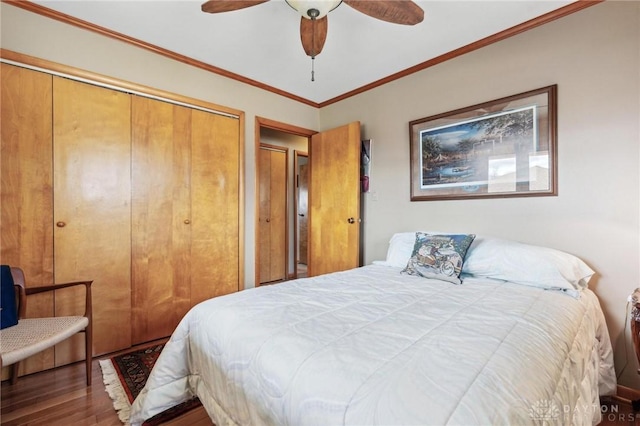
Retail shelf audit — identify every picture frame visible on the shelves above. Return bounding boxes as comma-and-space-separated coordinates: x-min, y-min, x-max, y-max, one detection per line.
409, 85, 557, 201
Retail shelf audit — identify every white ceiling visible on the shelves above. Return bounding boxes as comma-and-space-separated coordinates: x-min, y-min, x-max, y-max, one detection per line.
32, 0, 576, 104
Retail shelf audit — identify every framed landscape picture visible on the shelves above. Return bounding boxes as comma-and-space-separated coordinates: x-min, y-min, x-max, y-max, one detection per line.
409, 85, 557, 201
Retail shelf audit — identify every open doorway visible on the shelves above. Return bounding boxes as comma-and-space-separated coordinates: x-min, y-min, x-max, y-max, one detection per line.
256, 118, 315, 286
294, 151, 308, 278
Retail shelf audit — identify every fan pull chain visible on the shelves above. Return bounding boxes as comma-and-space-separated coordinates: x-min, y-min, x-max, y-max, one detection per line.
311, 19, 315, 81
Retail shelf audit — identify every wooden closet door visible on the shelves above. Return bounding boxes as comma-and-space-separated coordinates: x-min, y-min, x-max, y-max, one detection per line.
269, 149, 287, 281
190, 111, 240, 304
53, 77, 132, 359
0, 64, 55, 377
258, 148, 272, 282
131, 96, 191, 344
259, 146, 287, 283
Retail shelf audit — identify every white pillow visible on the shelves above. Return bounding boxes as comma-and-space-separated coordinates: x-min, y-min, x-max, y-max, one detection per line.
462, 236, 595, 297
380, 232, 419, 267
379, 232, 473, 268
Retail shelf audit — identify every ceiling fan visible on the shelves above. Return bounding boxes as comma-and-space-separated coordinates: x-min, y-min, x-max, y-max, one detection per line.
201, 0, 424, 81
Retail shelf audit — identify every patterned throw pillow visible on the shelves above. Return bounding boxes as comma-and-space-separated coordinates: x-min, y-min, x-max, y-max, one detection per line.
402, 233, 476, 284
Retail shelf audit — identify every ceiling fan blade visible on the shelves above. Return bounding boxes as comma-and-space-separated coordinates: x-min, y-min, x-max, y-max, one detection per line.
300, 16, 328, 57
201, 0, 269, 14
343, 0, 424, 25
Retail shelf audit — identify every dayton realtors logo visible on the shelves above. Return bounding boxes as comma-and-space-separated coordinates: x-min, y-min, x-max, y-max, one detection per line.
529, 399, 635, 424
529, 400, 561, 422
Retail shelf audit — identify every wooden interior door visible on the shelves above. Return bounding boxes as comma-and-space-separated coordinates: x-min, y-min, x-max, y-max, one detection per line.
308, 122, 361, 276
0, 64, 55, 377
131, 96, 192, 344
53, 76, 132, 359
258, 146, 287, 284
190, 110, 240, 304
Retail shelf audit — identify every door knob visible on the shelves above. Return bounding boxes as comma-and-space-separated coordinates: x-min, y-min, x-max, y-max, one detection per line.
184, 219, 191, 225
347, 217, 355, 224
56, 221, 66, 228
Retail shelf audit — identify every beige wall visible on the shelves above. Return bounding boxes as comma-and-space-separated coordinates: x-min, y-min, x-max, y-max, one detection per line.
3, 1, 640, 387
320, 1, 640, 387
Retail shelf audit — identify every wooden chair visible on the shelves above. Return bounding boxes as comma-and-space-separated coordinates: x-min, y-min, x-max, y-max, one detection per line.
0, 267, 93, 385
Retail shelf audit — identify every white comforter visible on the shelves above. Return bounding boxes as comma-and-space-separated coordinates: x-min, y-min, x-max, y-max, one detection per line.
130, 265, 616, 426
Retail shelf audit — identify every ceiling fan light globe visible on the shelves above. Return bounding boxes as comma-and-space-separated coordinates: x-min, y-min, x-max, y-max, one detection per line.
285, 0, 342, 19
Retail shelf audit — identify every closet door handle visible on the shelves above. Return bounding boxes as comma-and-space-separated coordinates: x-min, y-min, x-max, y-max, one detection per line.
56, 221, 66, 228
184, 219, 191, 225
266, 218, 271, 223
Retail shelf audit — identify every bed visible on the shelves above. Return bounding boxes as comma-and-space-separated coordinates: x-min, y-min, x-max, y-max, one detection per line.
129, 233, 616, 425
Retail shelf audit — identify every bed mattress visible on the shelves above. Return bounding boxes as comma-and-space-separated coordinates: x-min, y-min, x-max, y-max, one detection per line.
130, 264, 616, 425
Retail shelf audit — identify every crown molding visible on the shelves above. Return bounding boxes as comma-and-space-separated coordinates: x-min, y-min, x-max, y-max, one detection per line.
3, 0, 602, 109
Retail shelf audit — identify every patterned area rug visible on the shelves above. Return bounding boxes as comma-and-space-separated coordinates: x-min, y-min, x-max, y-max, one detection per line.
99, 343, 202, 425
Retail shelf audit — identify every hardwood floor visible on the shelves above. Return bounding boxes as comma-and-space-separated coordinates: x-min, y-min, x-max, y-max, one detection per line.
1, 345, 212, 426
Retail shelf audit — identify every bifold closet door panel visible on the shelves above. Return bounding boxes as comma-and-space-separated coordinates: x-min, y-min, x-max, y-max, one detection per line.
53, 76, 132, 359
0, 64, 55, 377
268, 149, 287, 282
258, 147, 287, 284
190, 111, 240, 305
131, 96, 192, 344
258, 148, 272, 283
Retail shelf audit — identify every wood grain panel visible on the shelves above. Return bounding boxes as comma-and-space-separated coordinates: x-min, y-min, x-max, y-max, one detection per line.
308, 122, 361, 276
190, 111, 240, 304
0, 63, 55, 377
258, 147, 272, 283
268, 149, 287, 282
258, 147, 287, 283
0, 60, 244, 375
131, 96, 192, 344
53, 76, 132, 360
